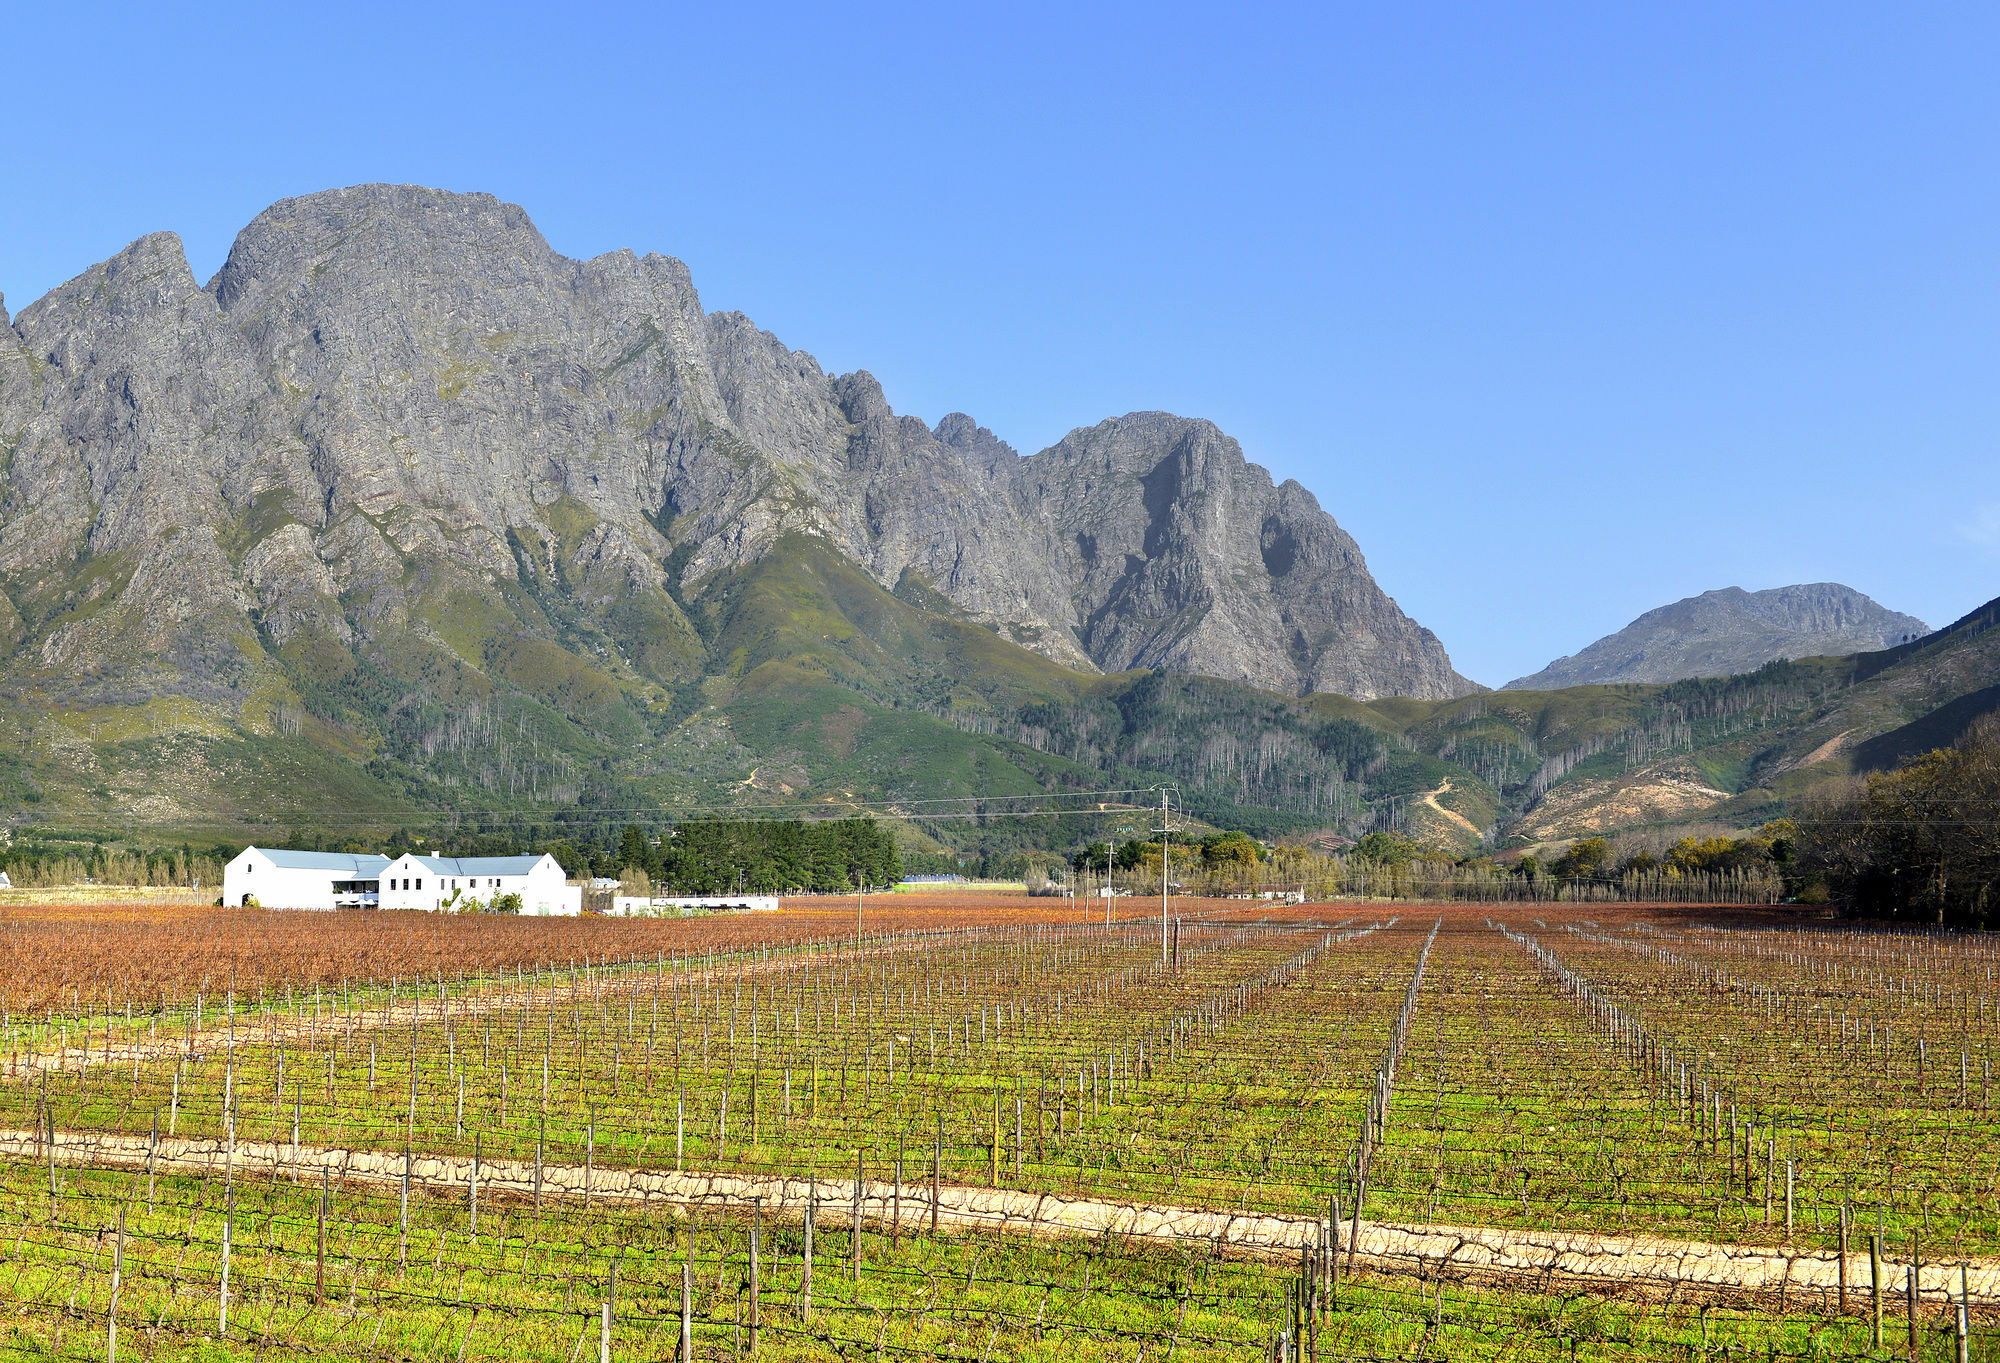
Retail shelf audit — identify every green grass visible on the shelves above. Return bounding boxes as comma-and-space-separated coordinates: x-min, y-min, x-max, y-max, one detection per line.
0, 1162, 1945, 1362
35, 909, 1998, 1257
24, 924, 1406, 1222
1367, 920, 2000, 1255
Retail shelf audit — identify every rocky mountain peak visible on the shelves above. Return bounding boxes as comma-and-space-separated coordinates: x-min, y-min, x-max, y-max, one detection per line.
933, 412, 1018, 471
0, 182, 1475, 717
1012, 412, 1472, 700
1507, 583, 1930, 689
210, 184, 552, 312
833, 370, 896, 426
21, 231, 200, 335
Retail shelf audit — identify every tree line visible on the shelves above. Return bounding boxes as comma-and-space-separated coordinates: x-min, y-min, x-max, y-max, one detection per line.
1794, 715, 2000, 926
1, 842, 228, 891
608, 818, 901, 895
1040, 826, 1789, 904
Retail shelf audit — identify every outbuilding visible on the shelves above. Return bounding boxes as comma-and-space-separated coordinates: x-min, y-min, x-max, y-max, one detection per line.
221, 848, 390, 909
607, 894, 780, 916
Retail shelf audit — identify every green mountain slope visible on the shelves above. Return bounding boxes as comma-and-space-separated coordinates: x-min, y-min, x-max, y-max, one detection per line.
0, 529, 1129, 844
2, 502, 1991, 860
1312, 592, 2000, 846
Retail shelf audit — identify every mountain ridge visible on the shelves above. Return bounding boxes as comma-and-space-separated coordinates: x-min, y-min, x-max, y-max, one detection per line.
1505, 583, 1927, 690
0, 182, 1472, 836
3, 183, 1471, 707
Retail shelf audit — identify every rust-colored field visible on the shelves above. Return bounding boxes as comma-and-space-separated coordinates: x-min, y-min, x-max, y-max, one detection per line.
0, 903, 852, 1010
0, 892, 1156, 1008
0, 892, 1811, 1011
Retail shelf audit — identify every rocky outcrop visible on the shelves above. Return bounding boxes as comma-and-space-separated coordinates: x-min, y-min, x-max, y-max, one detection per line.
1507, 584, 1929, 690
1010, 413, 1469, 699
0, 183, 1472, 707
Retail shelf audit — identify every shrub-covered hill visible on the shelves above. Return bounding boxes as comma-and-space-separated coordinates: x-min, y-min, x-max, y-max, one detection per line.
1, 528, 1991, 859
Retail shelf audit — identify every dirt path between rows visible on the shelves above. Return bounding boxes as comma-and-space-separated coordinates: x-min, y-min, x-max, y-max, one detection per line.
0, 941, 908, 1082
14, 1127, 1994, 1309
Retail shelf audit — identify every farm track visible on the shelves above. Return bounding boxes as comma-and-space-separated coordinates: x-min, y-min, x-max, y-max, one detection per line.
0, 940, 920, 1081
17, 1126, 1997, 1311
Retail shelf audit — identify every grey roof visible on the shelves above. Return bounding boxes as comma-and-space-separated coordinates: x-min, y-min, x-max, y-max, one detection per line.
249, 848, 391, 875
408, 854, 551, 877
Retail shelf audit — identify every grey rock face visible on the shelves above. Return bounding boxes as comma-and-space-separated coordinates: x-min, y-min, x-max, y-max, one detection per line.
0, 183, 1472, 706
1008, 414, 1471, 699
1506, 584, 1930, 690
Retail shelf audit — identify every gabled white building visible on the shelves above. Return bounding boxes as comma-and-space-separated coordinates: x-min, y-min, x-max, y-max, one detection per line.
378, 853, 580, 915
222, 848, 390, 909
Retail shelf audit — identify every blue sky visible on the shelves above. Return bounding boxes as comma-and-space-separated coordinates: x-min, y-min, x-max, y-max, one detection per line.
4, 2, 1995, 686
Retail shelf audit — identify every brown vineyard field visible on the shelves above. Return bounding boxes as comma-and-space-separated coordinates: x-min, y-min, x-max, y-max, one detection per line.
0, 891, 1289, 1009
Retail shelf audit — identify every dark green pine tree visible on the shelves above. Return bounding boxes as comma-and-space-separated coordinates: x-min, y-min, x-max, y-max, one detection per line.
617, 824, 652, 877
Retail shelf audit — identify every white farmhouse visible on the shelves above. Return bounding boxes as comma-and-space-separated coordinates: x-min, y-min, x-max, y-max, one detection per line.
222, 848, 390, 909
378, 853, 580, 915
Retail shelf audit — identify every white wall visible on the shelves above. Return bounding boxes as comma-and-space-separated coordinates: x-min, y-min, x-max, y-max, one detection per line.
378, 855, 445, 911
528, 883, 583, 916
606, 895, 779, 916
222, 850, 337, 910
219, 849, 581, 915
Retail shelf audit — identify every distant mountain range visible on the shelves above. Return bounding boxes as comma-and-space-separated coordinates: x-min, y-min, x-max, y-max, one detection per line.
1505, 584, 1928, 690
0, 183, 1990, 854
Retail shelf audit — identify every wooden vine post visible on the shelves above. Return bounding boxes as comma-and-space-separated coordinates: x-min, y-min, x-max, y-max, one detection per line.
316, 1167, 329, 1304
749, 1197, 761, 1355
1871, 1233, 1884, 1349
680, 1260, 692, 1362
107, 1197, 126, 1363
802, 1188, 815, 1321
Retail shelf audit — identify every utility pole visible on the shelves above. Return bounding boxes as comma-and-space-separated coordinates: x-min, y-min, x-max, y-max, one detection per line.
1158, 788, 1171, 966
1104, 825, 1133, 926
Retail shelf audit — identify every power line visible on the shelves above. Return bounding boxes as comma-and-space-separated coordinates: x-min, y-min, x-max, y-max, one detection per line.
0, 786, 1188, 838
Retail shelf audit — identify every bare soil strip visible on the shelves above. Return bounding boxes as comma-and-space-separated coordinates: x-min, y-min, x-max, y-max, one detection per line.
15, 1127, 1996, 1308
1418, 778, 1482, 837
